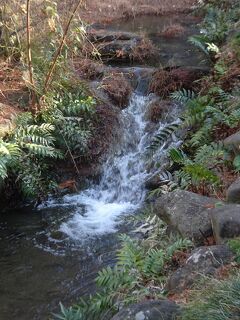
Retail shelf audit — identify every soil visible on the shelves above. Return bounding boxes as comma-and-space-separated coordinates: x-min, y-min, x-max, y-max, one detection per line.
77, 0, 198, 24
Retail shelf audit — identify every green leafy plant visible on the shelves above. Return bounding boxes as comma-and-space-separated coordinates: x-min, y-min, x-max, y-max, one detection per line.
55, 220, 192, 320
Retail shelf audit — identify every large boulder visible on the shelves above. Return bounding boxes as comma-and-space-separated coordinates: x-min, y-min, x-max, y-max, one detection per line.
226, 177, 240, 203
111, 300, 181, 320
153, 190, 221, 244
224, 131, 240, 153
210, 204, 240, 244
166, 245, 233, 294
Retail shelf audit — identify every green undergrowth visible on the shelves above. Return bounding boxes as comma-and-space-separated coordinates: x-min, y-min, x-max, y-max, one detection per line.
0, 1, 99, 202
0, 87, 96, 199
148, 0, 240, 198
54, 212, 192, 320
181, 272, 240, 320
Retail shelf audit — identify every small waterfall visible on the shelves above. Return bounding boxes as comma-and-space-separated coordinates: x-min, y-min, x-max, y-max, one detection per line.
59, 93, 151, 239
41, 90, 180, 240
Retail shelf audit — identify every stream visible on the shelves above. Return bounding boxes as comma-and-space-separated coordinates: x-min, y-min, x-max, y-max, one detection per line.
0, 13, 205, 320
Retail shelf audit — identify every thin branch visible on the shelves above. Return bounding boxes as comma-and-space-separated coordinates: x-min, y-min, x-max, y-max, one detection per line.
59, 128, 80, 177
26, 0, 34, 86
44, 0, 83, 93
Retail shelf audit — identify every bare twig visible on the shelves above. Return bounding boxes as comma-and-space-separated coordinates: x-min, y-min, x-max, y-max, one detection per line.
26, 0, 34, 86
44, 0, 83, 93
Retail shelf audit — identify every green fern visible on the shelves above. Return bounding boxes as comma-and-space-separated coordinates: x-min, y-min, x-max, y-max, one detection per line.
194, 142, 225, 167
170, 89, 196, 104
142, 248, 165, 277
188, 35, 209, 56
148, 123, 180, 151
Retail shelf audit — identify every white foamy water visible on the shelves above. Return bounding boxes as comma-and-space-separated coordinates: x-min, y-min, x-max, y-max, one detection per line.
40, 93, 179, 240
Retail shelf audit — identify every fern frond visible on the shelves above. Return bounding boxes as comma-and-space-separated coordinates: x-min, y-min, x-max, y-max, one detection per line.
148, 123, 180, 151
183, 163, 220, 185
194, 142, 225, 167
166, 238, 192, 258
117, 234, 144, 270
170, 89, 196, 104
188, 123, 212, 147
169, 148, 188, 164
174, 169, 192, 189
142, 248, 165, 277
188, 35, 209, 56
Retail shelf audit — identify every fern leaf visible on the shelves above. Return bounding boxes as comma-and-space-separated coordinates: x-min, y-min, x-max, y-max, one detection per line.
148, 123, 180, 151
170, 89, 196, 104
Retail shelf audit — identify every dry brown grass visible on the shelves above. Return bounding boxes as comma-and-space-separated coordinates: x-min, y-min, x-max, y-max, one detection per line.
73, 58, 105, 80
145, 100, 173, 123
149, 67, 205, 97
101, 71, 133, 108
130, 38, 157, 62
161, 23, 185, 38
77, 0, 198, 24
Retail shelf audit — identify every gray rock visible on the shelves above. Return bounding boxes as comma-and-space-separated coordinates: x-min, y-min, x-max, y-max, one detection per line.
210, 204, 240, 244
224, 131, 240, 153
111, 300, 181, 320
166, 245, 233, 294
145, 173, 162, 190
153, 190, 221, 244
227, 178, 240, 203
88, 30, 142, 43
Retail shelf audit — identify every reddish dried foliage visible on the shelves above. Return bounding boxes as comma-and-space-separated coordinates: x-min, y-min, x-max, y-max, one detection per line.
149, 68, 203, 97
130, 38, 157, 62
73, 58, 104, 80
146, 100, 172, 122
102, 72, 132, 108
161, 23, 185, 38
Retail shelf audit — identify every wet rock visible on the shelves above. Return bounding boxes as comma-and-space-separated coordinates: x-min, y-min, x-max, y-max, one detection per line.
153, 190, 221, 244
227, 177, 240, 203
111, 300, 181, 320
166, 245, 233, 294
101, 71, 133, 108
88, 30, 142, 43
149, 66, 210, 97
88, 29, 156, 63
210, 204, 240, 244
145, 172, 162, 189
224, 131, 240, 153
117, 67, 155, 94
145, 99, 174, 123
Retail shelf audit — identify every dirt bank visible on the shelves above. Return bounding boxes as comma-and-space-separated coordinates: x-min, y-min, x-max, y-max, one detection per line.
59, 0, 198, 25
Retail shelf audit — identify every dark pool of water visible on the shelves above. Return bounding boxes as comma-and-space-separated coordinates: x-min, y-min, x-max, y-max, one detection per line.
0, 204, 133, 319
108, 13, 208, 68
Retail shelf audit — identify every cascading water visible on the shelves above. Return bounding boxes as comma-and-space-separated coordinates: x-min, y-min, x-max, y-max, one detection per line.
43, 93, 158, 239
40, 87, 180, 242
